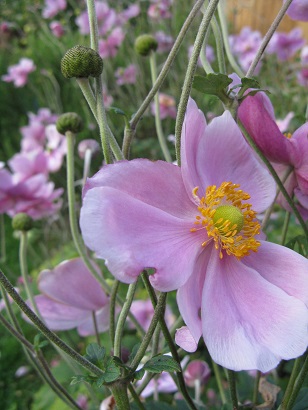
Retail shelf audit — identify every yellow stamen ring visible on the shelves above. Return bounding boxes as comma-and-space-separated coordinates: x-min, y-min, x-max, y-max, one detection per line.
190, 182, 261, 259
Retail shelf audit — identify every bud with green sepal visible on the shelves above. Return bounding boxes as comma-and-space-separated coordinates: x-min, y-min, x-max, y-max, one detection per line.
134, 34, 158, 57
61, 45, 103, 79
56, 112, 83, 135
12, 213, 33, 232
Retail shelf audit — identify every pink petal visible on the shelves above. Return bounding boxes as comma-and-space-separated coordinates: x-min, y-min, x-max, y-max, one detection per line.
77, 305, 110, 336
80, 186, 204, 291
181, 98, 207, 195
195, 110, 275, 212
238, 94, 291, 164
176, 246, 212, 344
244, 241, 308, 306
202, 249, 308, 371
175, 326, 198, 353
83, 159, 195, 220
31, 295, 89, 330
38, 258, 108, 310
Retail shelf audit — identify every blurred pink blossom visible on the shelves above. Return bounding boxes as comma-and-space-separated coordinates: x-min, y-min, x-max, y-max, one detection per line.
49, 21, 65, 38
276, 112, 295, 132
284, 0, 308, 21
78, 139, 100, 159
98, 27, 125, 58
148, 0, 173, 20
42, 0, 67, 19
140, 371, 178, 397
2, 58, 36, 87
76, 2, 116, 36
267, 28, 305, 61
155, 31, 174, 53
184, 360, 211, 387
130, 299, 175, 331
188, 44, 215, 66
115, 64, 137, 85
103, 87, 114, 107
117, 4, 140, 24
297, 45, 308, 86
25, 258, 110, 336
151, 93, 177, 119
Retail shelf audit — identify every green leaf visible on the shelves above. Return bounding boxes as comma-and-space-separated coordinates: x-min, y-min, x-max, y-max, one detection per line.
96, 357, 121, 386
33, 334, 49, 350
293, 387, 308, 410
134, 368, 145, 381
241, 77, 260, 89
84, 343, 105, 367
129, 343, 141, 362
286, 235, 308, 257
143, 355, 181, 373
108, 106, 127, 117
192, 73, 232, 97
144, 402, 174, 410
70, 374, 97, 385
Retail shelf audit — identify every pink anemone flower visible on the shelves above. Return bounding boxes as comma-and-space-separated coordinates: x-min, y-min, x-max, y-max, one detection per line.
80, 99, 308, 372
25, 258, 110, 336
238, 92, 308, 219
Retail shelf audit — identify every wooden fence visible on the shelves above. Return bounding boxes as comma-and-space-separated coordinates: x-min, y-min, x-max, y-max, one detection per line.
225, 0, 308, 38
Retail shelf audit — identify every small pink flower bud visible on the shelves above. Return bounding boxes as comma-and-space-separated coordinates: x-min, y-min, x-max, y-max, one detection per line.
184, 360, 211, 387
78, 139, 100, 159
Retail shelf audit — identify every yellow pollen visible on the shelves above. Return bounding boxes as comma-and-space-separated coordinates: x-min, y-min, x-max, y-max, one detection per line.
190, 182, 261, 259
284, 132, 292, 139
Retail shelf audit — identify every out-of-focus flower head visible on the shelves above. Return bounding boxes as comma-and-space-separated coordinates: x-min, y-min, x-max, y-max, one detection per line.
130, 299, 175, 331
24, 258, 110, 336
184, 360, 211, 387
151, 93, 177, 119
284, 0, 308, 21
139, 371, 178, 397
42, 0, 67, 19
1, 58, 36, 87
276, 112, 295, 133
297, 45, 308, 86
229, 27, 263, 73
98, 27, 125, 58
116, 4, 140, 24
78, 139, 100, 160
115, 64, 137, 85
50, 21, 65, 38
103, 86, 114, 108
266, 28, 305, 61
148, 0, 173, 20
188, 44, 215, 67
155, 31, 174, 53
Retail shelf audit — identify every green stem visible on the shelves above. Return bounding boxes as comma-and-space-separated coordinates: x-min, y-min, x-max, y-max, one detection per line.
92, 311, 101, 346
19, 231, 40, 317
238, 121, 308, 239
0, 214, 6, 262
149, 52, 172, 162
212, 361, 227, 404
110, 280, 120, 349
95, 76, 112, 164
286, 351, 308, 410
227, 369, 239, 410
114, 282, 138, 358
0, 269, 104, 376
279, 357, 303, 410
109, 381, 131, 410
207, 6, 226, 74
252, 370, 261, 405
281, 211, 291, 246
175, 0, 220, 165
217, 3, 244, 77
246, 0, 294, 77
128, 384, 146, 410
141, 272, 198, 410
86, 0, 99, 51
129, 0, 205, 134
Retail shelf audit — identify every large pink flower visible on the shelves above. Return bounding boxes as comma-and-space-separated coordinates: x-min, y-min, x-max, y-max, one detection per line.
238, 92, 308, 218
25, 258, 110, 336
80, 99, 308, 371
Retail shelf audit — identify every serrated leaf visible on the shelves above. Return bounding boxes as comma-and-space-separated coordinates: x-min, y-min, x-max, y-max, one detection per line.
96, 357, 121, 386
192, 73, 232, 97
84, 343, 105, 367
134, 367, 145, 381
143, 355, 181, 373
286, 235, 308, 257
241, 77, 260, 89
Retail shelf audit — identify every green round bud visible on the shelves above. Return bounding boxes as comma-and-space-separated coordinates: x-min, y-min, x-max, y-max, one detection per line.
134, 34, 158, 57
61, 45, 103, 78
56, 112, 83, 135
213, 205, 244, 233
12, 213, 33, 232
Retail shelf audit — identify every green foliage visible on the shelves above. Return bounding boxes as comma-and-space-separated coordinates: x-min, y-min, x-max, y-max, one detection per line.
84, 343, 106, 367
193, 73, 233, 101
286, 235, 308, 257
293, 387, 308, 410
143, 354, 181, 373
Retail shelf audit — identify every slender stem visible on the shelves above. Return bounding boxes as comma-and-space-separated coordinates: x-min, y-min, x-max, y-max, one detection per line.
281, 211, 291, 246
175, 0, 220, 165
129, 0, 205, 134
92, 311, 101, 346
141, 272, 198, 410
286, 351, 308, 410
114, 282, 138, 358
110, 280, 120, 349
279, 357, 303, 409
149, 52, 172, 162
128, 384, 146, 410
86, 0, 99, 51
252, 370, 261, 404
82, 149, 92, 186
227, 369, 239, 410
246, 0, 294, 77
0, 269, 104, 376
130, 292, 167, 371
217, 3, 244, 77
207, 6, 226, 74
212, 361, 227, 404
238, 120, 308, 239
19, 231, 40, 317
95, 76, 112, 164
0, 214, 6, 262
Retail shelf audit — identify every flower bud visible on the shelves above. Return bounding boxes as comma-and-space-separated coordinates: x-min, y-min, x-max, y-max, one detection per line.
184, 360, 211, 387
134, 34, 158, 56
56, 112, 83, 135
78, 139, 100, 159
61, 45, 103, 78
12, 213, 33, 232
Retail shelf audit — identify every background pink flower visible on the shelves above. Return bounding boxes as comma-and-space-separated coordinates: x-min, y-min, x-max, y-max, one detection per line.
115, 64, 137, 85
2, 58, 36, 87
151, 93, 177, 119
